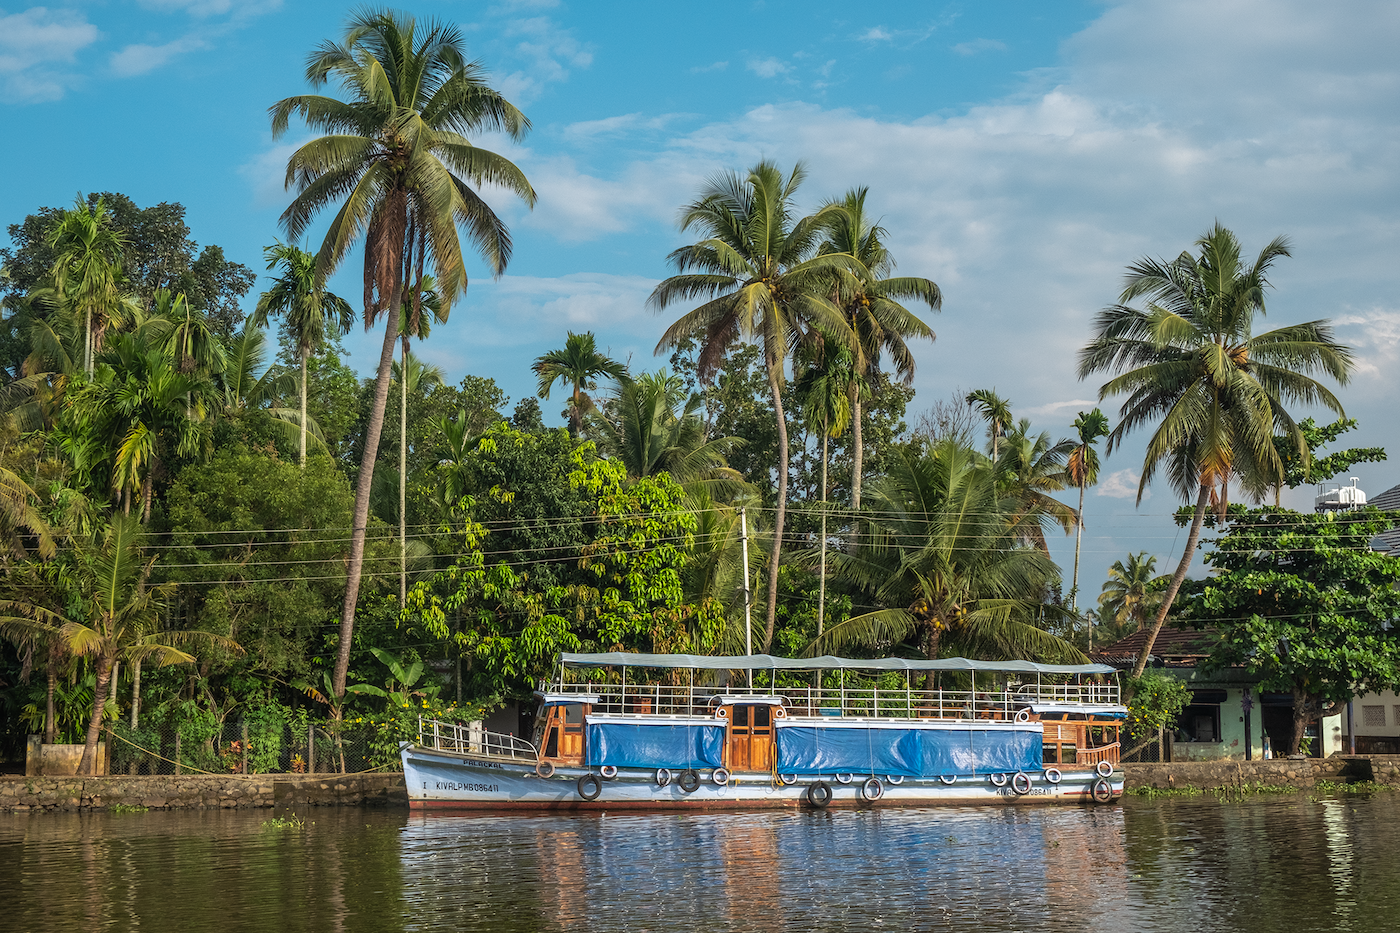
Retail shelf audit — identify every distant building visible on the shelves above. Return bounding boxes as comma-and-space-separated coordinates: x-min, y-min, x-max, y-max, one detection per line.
1369, 481, 1400, 556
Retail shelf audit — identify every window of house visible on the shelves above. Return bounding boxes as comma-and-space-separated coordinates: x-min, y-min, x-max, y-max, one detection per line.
1392, 705, 1400, 726
1363, 705, 1386, 727
1178, 704, 1221, 742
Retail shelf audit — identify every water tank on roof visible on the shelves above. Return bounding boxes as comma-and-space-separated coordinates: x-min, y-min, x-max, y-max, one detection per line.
1315, 477, 1367, 512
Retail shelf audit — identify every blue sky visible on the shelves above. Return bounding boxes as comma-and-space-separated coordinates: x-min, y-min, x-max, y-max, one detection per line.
3, 0, 1399, 600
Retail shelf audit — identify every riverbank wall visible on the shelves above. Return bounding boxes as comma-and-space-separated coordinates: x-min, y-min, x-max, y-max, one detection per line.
8, 757, 1400, 811
0, 773, 407, 812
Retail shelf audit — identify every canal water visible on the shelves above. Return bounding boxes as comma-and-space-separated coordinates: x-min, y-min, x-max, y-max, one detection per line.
4, 792, 1398, 932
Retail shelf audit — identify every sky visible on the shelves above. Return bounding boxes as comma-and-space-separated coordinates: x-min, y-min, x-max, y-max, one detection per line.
2, 0, 1398, 603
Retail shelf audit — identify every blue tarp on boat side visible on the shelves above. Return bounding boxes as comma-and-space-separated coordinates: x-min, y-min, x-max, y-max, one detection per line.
775, 724, 924, 776
920, 728, 1042, 776
586, 720, 725, 769
774, 723, 1043, 777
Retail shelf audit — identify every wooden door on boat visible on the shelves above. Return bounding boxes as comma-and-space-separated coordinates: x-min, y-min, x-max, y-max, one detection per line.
725, 703, 774, 772
540, 703, 588, 765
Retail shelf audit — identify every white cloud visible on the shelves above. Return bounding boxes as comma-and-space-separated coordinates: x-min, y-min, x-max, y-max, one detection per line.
110, 35, 207, 77
237, 138, 306, 209
1098, 470, 1147, 500
1332, 307, 1400, 379
458, 273, 659, 348
860, 27, 893, 42
1022, 399, 1101, 420
497, 14, 592, 104
952, 38, 1006, 56
746, 57, 791, 79
690, 61, 728, 74
0, 6, 98, 103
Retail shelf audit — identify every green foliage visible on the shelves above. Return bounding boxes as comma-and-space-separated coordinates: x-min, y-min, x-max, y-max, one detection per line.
1124, 673, 1191, 743
1182, 507, 1400, 752
1272, 417, 1386, 490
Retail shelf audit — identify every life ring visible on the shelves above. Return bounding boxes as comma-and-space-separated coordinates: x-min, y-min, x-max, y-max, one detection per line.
861, 778, 885, 801
939, 774, 957, 785
1095, 760, 1114, 778
712, 768, 731, 786
989, 772, 1009, 787
773, 706, 787, 718
715, 707, 729, 719
887, 775, 905, 785
1015, 709, 1031, 723
1011, 772, 1032, 796
535, 760, 555, 779
678, 769, 701, 793
1091, 778, 1115, 804
835, 772, 854, 785
779, 773, 799, 786
655, 768, 672, 787
600, 765, 618, 779
1043, 768, 1062, 785
807, 781, 833, 809
577, 773, 602, 801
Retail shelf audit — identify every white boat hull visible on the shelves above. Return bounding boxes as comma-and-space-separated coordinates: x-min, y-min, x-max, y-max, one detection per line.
402, 746, 1124, 810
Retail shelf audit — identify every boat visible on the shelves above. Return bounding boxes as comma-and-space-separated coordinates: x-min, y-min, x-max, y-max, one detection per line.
400, 652, 1127, 810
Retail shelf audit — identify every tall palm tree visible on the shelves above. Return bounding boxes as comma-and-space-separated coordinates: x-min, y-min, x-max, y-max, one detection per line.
1065, 408, 1110, 620
966, 388, 1014, 462
216, 324, 315, 449
391, 350, 444, 603
1079, 223, 1353, 678
809, 439, 1083, 674
0, 516, 238, 774
651, 160, 856, 650
818, 188, 940, 510
252, 242, 355, 467
270, 9, 535, 697
153, 290, 226, 376
1097, 552, 1163, 635
794, 332, 857, 642
46, 196, 130, 376
533, 331, 627, 439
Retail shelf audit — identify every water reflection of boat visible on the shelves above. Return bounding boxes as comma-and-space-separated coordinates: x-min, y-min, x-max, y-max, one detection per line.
401, 653, 1126, 810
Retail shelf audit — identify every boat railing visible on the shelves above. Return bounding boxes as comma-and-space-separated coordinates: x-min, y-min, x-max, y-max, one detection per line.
548, 680, 1120, 720
1076, 742, 1121, 766
417, 717, 538, 762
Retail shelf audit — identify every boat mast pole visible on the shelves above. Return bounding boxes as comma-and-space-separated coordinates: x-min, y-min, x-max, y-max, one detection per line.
740, 506, 753, 688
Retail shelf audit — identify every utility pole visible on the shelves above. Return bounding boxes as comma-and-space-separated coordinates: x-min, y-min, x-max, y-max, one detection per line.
740, 507, 753, 687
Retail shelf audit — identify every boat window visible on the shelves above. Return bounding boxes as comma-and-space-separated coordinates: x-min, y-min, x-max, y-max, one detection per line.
564, 704, 584, 725
753, 706, 771, 728
544, 728, 559, 758
733, 705, 749, 726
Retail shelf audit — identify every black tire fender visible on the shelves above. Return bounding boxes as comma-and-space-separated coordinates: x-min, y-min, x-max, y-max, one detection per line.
807, 781, 833, 809
577, 773, 602, 801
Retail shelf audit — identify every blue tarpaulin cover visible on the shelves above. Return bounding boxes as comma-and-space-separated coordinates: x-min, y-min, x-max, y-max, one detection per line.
775, 723, 1042, 777
586, 719, 725, 769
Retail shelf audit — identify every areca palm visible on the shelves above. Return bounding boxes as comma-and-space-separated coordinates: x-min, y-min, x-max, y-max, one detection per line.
252, 242, 354, 467
216, 324, 314, 449
46, 196, 131, 375
1065, 408, 1109, 617
533, 331, 627, 439
1079, 223, 1353, 677
153, 290, 226, 376
391, 350, 444, 602
809, 440, 1082, 671
967, 388, 1014, 462
818, 188, 939, 509
794, 332, 858, 641
996, 419, 1077, 552
271, 9, 535, 697
651, 160, 856, 650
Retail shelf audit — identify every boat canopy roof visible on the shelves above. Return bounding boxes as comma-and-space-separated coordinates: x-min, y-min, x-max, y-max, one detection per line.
560, 652, 1116, 676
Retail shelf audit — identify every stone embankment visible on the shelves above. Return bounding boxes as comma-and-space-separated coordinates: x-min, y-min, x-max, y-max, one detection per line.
0, 772, 408, 812
1123, 755, 1400, 790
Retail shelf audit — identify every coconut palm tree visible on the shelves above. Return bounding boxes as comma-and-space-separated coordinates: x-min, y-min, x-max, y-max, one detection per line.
216, 324, 314, 447
252, 242, 355, 467
1097, 552, 1164, 637
46, 197, 130, 376
966, 388, 1014, 462
1065, 408, 1110, 620
818, 188, 939, 510
808, 439, 1083, 674
1079, 223, 1353, 677
995, 419, 1077, 552
391, 350, 444, 603
651, 160, 856, 650
153, 290, 226, 376
270, 8, 536, 697
533, 331, 627, 439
